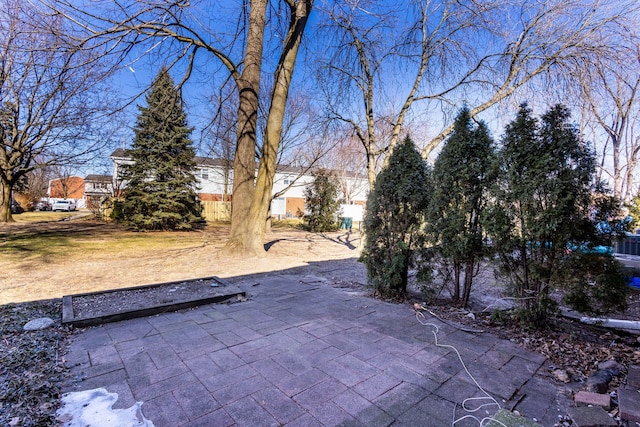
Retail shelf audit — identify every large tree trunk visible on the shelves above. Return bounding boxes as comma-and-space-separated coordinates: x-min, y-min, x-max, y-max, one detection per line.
0, 179, 14, 223
227, 0, 312, 256
366, 151, 377, 190
254, 0, 312, 235
226, 0, 267, 256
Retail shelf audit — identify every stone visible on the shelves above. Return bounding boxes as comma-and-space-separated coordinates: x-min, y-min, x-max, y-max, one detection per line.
627, 365, 640, 389
553, 369, 570, 383
574, 390, 610, 410
23, 317, 54, 331
587, 369, 619, 393
567, 406, 617, 427
618, 387, 640, 422
598, 359, 623, 372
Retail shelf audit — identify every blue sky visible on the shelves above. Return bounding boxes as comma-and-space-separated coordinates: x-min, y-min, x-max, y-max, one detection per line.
75, 0, 638, 190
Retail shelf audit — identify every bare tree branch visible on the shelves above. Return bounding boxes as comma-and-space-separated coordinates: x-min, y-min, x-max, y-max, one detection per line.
316, 0, 638, 188
1, 0, 117, 221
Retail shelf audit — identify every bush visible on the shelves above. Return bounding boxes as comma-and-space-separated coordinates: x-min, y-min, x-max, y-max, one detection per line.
561, 253, 629, 315
304, 169, 342, 232
361, 137, 431, 297
487, 104, 596, 326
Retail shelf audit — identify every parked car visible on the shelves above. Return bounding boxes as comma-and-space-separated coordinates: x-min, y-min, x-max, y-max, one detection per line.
52, 200, 76, 212
35, 201, 52, 211
10, 201, 24, 214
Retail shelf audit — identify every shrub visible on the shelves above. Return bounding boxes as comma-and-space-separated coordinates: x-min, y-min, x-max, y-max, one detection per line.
361, 137, 431, 297
561, 253, 629, 315
304, 169, 342, 232
487, 104, 596, 326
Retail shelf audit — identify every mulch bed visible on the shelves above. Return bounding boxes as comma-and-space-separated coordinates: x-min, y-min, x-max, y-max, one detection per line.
62, 276, 246, 327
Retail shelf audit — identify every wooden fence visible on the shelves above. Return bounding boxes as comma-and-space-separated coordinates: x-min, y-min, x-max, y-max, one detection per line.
201, 201, 231, 222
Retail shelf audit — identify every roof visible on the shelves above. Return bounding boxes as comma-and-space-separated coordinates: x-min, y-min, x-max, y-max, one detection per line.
111, 148, 229, 168
85, 174, 113, 182
109, 149, 366, 180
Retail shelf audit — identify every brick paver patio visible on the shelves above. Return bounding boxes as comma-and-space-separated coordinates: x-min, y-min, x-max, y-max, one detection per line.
62, 272, 572, 426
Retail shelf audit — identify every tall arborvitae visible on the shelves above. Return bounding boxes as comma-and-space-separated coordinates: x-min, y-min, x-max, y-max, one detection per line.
118, 67, 202, 230
361, 136, 431, 297
427, 107, 496, 306
487, 104, 628, 325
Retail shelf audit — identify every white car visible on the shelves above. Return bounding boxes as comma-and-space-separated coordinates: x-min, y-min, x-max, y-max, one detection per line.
52, 200, 76, 212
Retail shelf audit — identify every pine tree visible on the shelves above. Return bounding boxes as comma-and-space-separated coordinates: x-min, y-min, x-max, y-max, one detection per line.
118, 67, 202, 230
361, 137, 431, 297
304, 169, 342, 232
486, 104, 627, 325
428, 108, 496, 306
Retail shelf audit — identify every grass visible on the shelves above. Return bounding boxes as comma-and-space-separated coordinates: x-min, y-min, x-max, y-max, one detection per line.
12, 211, 91, 223
0, 214, 356, 304
0, 215, 233, 304
4, 226, 208, 259
271, 218, 305, 229
2, 219, 214, 263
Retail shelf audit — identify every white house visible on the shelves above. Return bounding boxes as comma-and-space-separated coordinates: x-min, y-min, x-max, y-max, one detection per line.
110, 148, 368, 219
84, 175, 114, 204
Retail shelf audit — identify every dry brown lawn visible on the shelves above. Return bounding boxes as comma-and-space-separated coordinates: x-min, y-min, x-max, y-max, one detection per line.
0, 215, 362, 304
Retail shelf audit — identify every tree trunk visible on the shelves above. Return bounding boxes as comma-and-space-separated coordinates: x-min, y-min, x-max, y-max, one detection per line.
462, 259, 474, 308
227, 0, 312, 256
401, 250, 410, 294
366, 151, 377, 190
452, 262, 461, 302
612, 135, 622, 198
0, 179, 14, 223
226, 0, 267, 256
624, 144, 639, 202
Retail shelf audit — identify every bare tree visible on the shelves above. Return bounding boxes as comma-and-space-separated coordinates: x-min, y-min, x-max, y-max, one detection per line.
49, 165, 84, 199
46, 0, 313, 255
574, 42, 640, 202
0, 0, 114, 222
317, 0, 638, 188
316, 133, 367, 204
202, 82, 237, 202
24, 166, 53, 206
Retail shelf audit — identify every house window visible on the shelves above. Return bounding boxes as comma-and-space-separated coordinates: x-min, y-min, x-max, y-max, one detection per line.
197, 168, 209, 180
283, 175, 294, 185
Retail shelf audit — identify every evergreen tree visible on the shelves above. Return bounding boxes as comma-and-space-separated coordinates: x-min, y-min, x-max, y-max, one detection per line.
361, 137, 431, 297
487, 104, 627, 325
118, 67, 202, 230
304, 169, 342, 232
427, 108, 496, 306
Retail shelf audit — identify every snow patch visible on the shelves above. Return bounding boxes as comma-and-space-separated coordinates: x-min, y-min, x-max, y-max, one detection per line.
56, 388, 155, 427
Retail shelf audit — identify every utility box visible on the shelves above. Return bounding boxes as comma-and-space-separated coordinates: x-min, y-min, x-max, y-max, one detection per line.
340, 217, 353, 230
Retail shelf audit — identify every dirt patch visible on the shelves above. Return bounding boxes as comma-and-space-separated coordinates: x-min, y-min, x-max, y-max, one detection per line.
69, 278, 222, 318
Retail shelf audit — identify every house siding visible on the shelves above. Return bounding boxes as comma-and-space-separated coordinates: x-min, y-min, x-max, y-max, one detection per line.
109, 149, 368, 219
49, 176, 85, 199
286, 197, 305, 217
